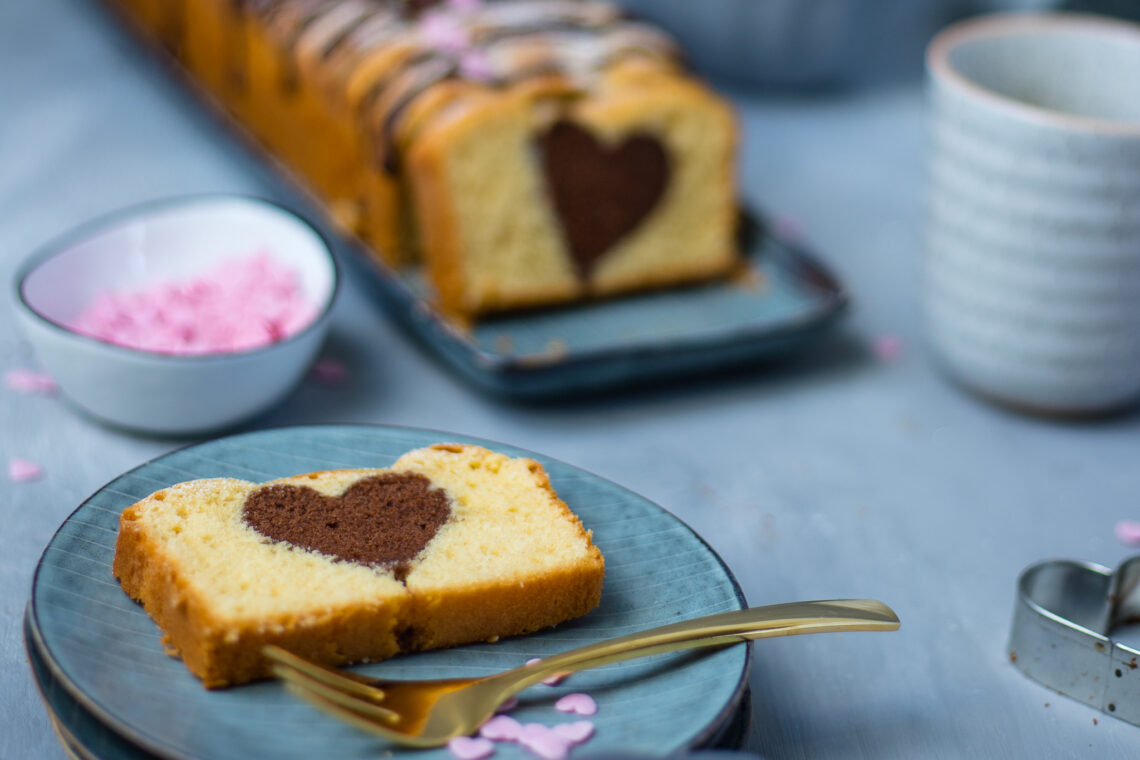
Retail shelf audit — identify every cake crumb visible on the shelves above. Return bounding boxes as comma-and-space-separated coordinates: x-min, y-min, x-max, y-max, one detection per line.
730, 263, 767, 293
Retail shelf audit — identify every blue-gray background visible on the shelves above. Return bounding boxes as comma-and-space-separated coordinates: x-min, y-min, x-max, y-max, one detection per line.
3, 0, 1140, 757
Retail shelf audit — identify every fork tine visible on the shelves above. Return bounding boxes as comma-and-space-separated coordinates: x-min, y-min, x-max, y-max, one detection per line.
278, 680, 423, 744
269, 660, 401, 725
262, 646, 389, 702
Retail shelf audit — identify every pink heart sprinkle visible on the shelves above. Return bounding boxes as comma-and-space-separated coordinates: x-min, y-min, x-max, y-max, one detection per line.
419, 12, 469, 52
518, 723, 571, 760
309, 358, 347, 385
552, 721, 595, 745
1115, 520, 1140, 545
4, 369, 58, 395
9, 458, 43, 483
480, 715, 522, 742
459, 49, 495, 82
554, 693, 596, 716
497, 696, 519, 713
874, 335, 903, 361
772, 215, 803, 242
525, 658, 567, 686
448, 736, 495, 760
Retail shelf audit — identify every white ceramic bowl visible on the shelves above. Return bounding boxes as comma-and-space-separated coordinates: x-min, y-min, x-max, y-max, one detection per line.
13, 196, 339, 435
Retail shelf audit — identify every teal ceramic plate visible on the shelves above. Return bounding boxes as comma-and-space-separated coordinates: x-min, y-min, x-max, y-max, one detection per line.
354, 211, 847, 398
25, 614, 151, 760
28, 425, 749, 760
23, 613, 752, 760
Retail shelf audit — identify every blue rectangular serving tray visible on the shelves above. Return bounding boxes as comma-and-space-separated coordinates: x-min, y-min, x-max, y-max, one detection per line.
347, 211, 848, 399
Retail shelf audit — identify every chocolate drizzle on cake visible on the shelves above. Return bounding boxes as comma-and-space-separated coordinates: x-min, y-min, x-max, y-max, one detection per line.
539, 120, 670, 279
247, 0, 677, 174
242, 472, 452, 579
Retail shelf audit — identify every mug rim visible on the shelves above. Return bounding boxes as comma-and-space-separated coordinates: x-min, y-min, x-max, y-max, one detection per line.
927, 12, 1140, 138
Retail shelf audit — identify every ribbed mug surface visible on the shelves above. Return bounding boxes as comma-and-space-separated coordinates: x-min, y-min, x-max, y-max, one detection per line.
925, 13, 1140, 413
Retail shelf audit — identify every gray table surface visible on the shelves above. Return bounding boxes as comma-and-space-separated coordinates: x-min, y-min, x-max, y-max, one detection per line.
4, 1, 1140, 758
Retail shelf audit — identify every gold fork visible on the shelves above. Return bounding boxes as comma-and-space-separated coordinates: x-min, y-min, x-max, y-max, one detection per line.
264, 598, 899, 747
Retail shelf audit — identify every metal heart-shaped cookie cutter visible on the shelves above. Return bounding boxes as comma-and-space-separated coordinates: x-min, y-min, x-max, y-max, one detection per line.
1010, 556, 1140, 725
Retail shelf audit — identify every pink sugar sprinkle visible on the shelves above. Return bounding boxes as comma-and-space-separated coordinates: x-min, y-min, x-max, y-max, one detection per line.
525, 658, 567, 686
448, 736, 495, 760
68, 252, 314, 356
9, 458, 43, 483
551, 721, 594, 745
310, 358, 348, 385
874, 335, 903, 361
496, 696, 518, 713
772, 215, 803, 242
419, 11, 469, 52
518, 724, 571, 760
479, 715, 522, 742
1115, 520, 1140, 545
4, 368, 58, 395
459, 49, 495, 81
554, 693, 596, 716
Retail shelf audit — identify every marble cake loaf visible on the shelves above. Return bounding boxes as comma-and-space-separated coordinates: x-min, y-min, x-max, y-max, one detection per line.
112, 444, 606, 688
110, 0, 738, 317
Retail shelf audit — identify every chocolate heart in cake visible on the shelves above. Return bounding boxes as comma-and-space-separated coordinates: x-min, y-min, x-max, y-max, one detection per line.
538, 121, 671, 280
242, 472, 451, 577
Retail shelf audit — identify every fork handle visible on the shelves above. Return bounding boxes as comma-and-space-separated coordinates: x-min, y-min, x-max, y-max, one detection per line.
518, 599, 898, 687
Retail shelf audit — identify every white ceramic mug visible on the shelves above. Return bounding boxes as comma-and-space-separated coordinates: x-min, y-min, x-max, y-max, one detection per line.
925, 13, 1140, 415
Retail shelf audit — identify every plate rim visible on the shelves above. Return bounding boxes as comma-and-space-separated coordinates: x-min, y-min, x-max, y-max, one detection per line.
28, 423, 752, 760
24, 610, 154, 760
